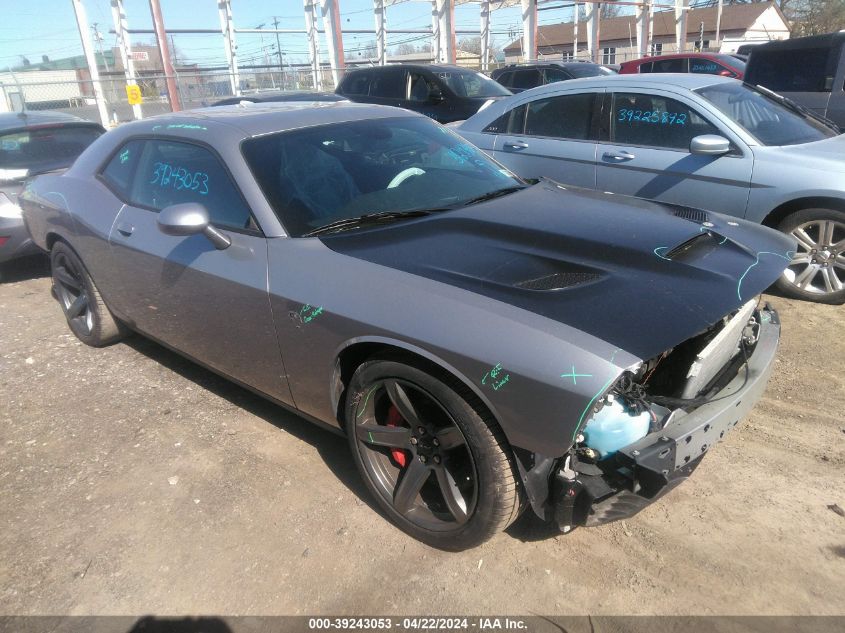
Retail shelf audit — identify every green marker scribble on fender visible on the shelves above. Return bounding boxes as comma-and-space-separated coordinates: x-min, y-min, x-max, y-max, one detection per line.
736, 251, 793, 301
560, 365, 592, 386
299, 304, 324, 324
570, 348, 622, 444
356, 385, 379, 419
481, 362, 510, 391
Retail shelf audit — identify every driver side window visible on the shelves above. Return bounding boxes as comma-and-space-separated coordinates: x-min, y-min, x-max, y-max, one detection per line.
103, 139, 255, 231
407, 73, 440, 103
611, 92, 720, 150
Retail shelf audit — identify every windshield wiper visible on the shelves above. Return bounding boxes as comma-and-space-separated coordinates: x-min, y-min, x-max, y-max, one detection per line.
302, 209, 439, 237
460, 185, 526, 207
754, 84, 840, 132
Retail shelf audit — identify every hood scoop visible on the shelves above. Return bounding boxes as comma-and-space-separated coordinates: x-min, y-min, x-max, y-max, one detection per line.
514, 271, 601, 291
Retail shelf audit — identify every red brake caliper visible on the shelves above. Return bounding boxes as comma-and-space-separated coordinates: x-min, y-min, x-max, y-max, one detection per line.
386, 405, 408, 468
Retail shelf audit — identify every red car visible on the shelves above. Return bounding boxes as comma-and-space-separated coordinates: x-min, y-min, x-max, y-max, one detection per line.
619, 53, 745, 79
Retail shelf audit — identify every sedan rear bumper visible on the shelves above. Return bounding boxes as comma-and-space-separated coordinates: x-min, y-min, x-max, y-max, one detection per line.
553, 303, 780, 529
0, 216, 42, 265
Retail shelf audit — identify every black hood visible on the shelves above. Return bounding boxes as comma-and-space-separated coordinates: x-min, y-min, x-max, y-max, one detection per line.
324, 183, 794, 360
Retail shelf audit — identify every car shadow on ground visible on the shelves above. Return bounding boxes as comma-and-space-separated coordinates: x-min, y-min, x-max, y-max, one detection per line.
123, 334, 568, 547
122, 335, 395, 527
0, 254, 49, 283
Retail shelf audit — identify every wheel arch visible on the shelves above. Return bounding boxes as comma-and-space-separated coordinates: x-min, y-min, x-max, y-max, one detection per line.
762, 196, 845, 229
331, 336, 505, 441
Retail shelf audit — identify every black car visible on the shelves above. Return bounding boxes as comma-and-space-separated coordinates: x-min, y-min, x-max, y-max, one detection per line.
744, 32, 845, 127
335, 64, 511, 124
491, 61, 614, 93
213, 90, 348, 106
0, 111, 104, 274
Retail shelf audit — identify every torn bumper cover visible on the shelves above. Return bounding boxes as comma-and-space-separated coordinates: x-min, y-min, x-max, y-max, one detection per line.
553, 304, 781, 530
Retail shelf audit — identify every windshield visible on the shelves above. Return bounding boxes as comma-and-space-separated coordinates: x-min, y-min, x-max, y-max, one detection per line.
0, 125, 102, 172
713, 54, 746, 72
435, 70, 511, 98
694, 82, 836, 146
567, 64, 614, 78
242, 116, 521, 237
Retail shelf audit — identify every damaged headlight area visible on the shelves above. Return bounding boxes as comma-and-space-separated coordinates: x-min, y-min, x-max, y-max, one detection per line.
554, 299, 779, 533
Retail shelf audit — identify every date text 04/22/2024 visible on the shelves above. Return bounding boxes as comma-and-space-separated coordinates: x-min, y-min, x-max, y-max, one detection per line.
308, 617, 528, 630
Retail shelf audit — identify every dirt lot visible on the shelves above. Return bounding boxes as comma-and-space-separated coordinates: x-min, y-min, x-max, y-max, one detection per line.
0, 256, 843, 616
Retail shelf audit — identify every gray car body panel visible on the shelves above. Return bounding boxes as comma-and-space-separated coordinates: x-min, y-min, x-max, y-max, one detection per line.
457, 74, 845, 225
21, 102, 788, 460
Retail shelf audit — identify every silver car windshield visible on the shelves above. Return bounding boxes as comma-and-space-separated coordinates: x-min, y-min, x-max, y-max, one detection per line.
694, 82, 836, 146
242, 116, 521, 237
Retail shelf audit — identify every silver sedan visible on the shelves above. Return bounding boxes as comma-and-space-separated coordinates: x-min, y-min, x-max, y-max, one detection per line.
457, 74, 845, 304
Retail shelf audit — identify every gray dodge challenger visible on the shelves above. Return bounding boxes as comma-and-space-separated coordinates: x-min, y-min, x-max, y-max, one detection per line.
21, 102, 794, 550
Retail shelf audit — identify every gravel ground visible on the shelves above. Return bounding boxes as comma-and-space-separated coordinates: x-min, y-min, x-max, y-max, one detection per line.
0, 256, 843, 616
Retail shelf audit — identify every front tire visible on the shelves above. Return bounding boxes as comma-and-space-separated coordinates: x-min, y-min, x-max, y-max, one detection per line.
50, 241, 126, 346
774, 208, 845, 304
345, 357, 523, 551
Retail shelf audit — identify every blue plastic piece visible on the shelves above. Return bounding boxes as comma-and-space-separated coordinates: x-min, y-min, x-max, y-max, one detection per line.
582, 399, 652, 459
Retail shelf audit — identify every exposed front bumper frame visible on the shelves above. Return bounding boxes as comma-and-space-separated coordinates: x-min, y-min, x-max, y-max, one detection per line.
553, 304, 781, 530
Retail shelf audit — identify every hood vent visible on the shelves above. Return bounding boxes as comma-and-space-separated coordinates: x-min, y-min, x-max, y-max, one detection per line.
672, 207, 709, 223
514, 271, 600, 291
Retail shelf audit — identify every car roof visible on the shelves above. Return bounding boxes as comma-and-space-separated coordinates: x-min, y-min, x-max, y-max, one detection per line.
0, 110, 100, 132
621, 53, 733, 65
515, 72, 737, 91
345, 63, 471, 74
113, 101, 420, 139
213, 91, 347, 106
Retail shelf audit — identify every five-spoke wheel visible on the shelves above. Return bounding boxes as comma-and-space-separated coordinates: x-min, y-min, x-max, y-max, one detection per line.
50, 241, 126, 346
346, 357, 523, 550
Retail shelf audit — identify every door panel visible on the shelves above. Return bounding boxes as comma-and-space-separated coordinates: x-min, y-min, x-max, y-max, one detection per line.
596, 91, 752, 217
490, 91, 601, 189
107, 206, 293, 405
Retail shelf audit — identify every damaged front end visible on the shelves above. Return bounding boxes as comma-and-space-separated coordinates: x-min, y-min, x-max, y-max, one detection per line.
552, 299, 780, 532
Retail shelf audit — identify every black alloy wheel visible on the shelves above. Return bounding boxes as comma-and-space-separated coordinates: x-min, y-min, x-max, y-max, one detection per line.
50, 241, 125, 346
52, 249, 94, 337
346, 357, 523, 550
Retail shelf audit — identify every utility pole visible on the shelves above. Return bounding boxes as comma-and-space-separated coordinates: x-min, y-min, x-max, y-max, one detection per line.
71, 0, 109, 127
91, 22, 111, 72
273, 15, 285, 86
148, 0, 181, 111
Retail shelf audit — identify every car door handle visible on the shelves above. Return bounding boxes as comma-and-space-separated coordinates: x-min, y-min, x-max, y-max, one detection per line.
503, 141, 529, 151
116, 222, 135, 237
602, 150, 636, 162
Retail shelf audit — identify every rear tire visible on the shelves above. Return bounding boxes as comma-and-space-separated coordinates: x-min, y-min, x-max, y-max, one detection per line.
50, 241, 126, 346
345, 356, 524, 551
774, 208, 845, 305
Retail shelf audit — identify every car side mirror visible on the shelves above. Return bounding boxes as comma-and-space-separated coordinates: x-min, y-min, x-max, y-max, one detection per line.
690, 134, 731, 156
429, 89, 444, 103
157, 202, 231, 250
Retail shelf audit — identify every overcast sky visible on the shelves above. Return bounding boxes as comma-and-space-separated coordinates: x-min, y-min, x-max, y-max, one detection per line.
0, 0, 586, 70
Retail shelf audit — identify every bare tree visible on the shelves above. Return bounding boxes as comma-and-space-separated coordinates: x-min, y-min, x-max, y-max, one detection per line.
600, 1, 623, 19
395, 43, 418, 56
784, 0, 845, 36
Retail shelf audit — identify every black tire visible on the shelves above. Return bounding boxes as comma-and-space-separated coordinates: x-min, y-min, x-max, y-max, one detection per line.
50, 241, 126, 346
345, 356, 524, 551
774, 208, 845, 305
